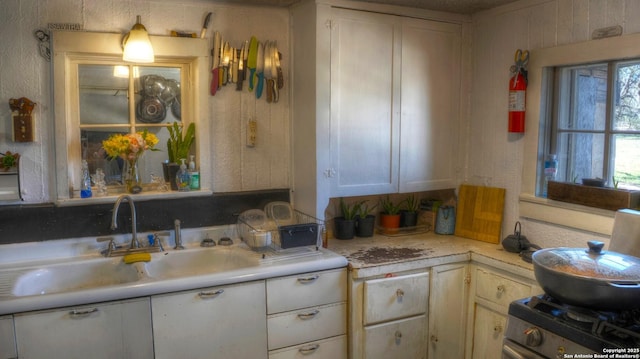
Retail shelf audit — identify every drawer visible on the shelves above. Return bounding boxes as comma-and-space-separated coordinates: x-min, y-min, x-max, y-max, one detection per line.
475, 267, 532, 307
363, 272, 429, 325
364, 315, 427, 359
269, 335, 347, 359
267, 268, 347, 314
268, 302, 346, 350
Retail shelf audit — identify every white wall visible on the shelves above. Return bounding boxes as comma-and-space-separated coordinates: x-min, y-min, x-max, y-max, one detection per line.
468, 0, 640, 247
0, 0, 290, 203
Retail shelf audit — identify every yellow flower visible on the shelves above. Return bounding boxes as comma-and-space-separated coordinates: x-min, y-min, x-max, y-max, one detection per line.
102, 131, 159, 161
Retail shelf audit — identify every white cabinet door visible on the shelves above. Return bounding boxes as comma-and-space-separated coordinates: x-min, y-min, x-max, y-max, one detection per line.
399, 19, 461, 192
152, 280, 267, 359
13, 298, 153, 359
329, 8, 401, 196
429, 263, 468, 359
364, 315, 427, 359
470, 305, 507, 359
0, 316, 16, 359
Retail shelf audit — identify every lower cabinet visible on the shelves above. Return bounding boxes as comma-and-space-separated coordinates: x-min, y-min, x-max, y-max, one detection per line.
350, 271, 430, 359
428, 263, 468, 359
266, 268, 348, 359
152, 280, 268, 359
13, 297, 153, 359
465, 264, 542, 359
0, 315, 16, 359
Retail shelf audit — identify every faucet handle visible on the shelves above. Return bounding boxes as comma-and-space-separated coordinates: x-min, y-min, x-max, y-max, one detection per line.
152, 232, 170, 252
97, 236, 116, 256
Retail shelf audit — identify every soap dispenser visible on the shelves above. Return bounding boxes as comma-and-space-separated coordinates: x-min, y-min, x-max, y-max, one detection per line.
188, 155, 200, 190
175, 158, 191, 192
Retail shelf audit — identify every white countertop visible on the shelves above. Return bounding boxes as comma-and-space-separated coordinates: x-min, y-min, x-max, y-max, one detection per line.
326, 231, 535, 279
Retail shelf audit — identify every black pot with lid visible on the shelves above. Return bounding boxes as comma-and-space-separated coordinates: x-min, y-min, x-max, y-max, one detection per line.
532, 240, 640, 310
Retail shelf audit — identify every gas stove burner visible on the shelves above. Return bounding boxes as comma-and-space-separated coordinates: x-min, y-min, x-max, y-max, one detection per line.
564, 305, 603, 323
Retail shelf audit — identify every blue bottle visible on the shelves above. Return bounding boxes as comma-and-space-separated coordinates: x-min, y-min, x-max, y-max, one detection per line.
80, 160, 92, 198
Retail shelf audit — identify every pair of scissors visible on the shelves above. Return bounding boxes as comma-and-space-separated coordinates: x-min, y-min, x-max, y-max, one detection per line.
514, 49, 529, 68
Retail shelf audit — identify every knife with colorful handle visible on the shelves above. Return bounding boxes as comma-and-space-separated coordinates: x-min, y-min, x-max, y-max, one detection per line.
247, 36, 258, 91
236, 43, 245, 91
263, 41, 273, 103
210, 31, 221, 96
270, 42, 279, 103
255, 41, 264, 99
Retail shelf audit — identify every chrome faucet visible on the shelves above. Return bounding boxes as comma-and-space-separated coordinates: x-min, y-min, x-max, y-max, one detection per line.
174, 219, 184, 249
111, 194, 140, 249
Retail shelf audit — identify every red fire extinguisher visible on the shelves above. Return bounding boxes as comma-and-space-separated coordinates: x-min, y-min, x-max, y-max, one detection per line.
509, 49, 529, 133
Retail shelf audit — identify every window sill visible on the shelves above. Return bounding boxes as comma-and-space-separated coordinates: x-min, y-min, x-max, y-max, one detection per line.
518, 193, 615, 236
55, 189, 213, 207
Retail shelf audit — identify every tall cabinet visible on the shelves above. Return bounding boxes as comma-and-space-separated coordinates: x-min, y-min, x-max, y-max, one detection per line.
291, 1, 463, 217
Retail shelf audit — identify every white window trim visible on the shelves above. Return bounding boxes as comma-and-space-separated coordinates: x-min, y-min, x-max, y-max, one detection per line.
52, 31, 211, 205
521, 32, 640, 236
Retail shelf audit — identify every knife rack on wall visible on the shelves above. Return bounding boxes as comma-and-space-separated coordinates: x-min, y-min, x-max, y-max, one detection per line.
210, 33, 284, 103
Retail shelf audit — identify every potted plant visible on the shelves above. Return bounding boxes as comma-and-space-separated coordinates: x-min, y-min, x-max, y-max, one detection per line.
400, 195, 420, 227
355, 201, 377, 237
379, 196, 401, 234
0, 151, 19, 171
334, 198, 361, 240
164, 121, 195, 190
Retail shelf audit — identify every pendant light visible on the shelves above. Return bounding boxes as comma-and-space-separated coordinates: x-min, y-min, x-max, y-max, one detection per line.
122, 15, 154, 63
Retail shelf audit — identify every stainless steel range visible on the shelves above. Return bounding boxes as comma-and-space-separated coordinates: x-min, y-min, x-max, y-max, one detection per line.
503, 294, 640, 358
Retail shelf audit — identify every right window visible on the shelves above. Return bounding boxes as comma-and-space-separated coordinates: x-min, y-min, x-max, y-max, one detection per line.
542, 59, 640, 196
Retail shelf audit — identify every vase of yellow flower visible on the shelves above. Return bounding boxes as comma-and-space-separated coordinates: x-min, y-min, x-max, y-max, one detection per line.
102, 130, 159, 194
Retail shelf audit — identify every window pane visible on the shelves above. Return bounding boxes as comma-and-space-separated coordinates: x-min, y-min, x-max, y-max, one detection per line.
612, 134, 640, 189
557, 132, 605, 182
79, 65, 130, 125
136, 67, 181, 125
614, 62, 640, 131
557, 65, 607, 131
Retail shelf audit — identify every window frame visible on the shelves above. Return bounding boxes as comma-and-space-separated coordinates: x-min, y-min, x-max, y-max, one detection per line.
52, 31, 211, 205
521, 32, 640, 235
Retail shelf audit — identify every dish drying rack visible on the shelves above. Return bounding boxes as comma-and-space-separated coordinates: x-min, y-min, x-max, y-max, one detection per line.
237, 209, 325, 261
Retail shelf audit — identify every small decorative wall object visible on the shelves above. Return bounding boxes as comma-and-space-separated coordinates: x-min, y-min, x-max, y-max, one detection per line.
9, 97, 36, 142
34, 29, 51, 61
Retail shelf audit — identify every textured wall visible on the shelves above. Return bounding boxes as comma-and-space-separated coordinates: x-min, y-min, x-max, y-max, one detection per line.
0, 0, 290, 203
468, 0, 640, 248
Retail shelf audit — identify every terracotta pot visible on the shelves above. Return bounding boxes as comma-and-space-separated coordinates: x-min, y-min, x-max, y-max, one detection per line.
379, 213, 401, 234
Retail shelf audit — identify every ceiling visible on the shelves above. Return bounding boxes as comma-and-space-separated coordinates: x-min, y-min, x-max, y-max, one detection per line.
220, 0, 520, 14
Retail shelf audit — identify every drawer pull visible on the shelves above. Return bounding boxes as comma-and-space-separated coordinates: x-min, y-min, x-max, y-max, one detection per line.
430, 334, 438, 343
297, 309, 320, 320
396, 288, 405, 303
198, 289, 224, 298
298, 344, 320, 355
69, 308, 98, 317
496, 284, 505, 294
297, 275, 319, 284
494, 324, 503, 333
395, 330, 402, 345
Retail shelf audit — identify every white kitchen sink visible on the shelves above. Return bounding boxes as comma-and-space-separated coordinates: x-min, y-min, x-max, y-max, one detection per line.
143, 247, 260, 279
11, 258, 143, 297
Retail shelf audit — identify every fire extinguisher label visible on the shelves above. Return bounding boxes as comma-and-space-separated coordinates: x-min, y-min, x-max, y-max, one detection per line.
509, 90, 526, 111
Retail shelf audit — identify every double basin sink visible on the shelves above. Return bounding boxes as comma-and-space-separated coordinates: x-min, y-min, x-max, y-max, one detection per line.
10, 246, 260, 297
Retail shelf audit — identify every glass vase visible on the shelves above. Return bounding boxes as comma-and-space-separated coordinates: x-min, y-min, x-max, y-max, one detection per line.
123, 158, 142, 194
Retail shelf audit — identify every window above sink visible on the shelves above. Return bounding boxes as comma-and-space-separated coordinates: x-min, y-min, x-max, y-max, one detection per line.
52, 31, 211, 205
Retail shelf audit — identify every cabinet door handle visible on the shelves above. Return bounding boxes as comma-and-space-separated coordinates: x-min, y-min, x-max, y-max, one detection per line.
297, 309, 320, 320
395, 330, 402, 345
396, 288, 405, 299
298, 343, 320, 355
430, 334, 438, 343
69, 307, 98, 317
198, 289, 224, 298
494, 324, 503, 333
496, 284, 505, 294
297, 275, 319, 284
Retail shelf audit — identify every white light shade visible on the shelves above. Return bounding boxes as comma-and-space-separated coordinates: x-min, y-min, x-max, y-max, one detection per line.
123, 16, 154, 63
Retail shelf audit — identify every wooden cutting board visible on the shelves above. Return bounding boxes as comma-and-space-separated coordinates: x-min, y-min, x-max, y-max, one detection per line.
454, 184, 506, 244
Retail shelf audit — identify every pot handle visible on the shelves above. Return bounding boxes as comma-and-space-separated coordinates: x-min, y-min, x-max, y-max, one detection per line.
587, 240, 605, 254
513, 221, 522, 237
607, 282, 640, 288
